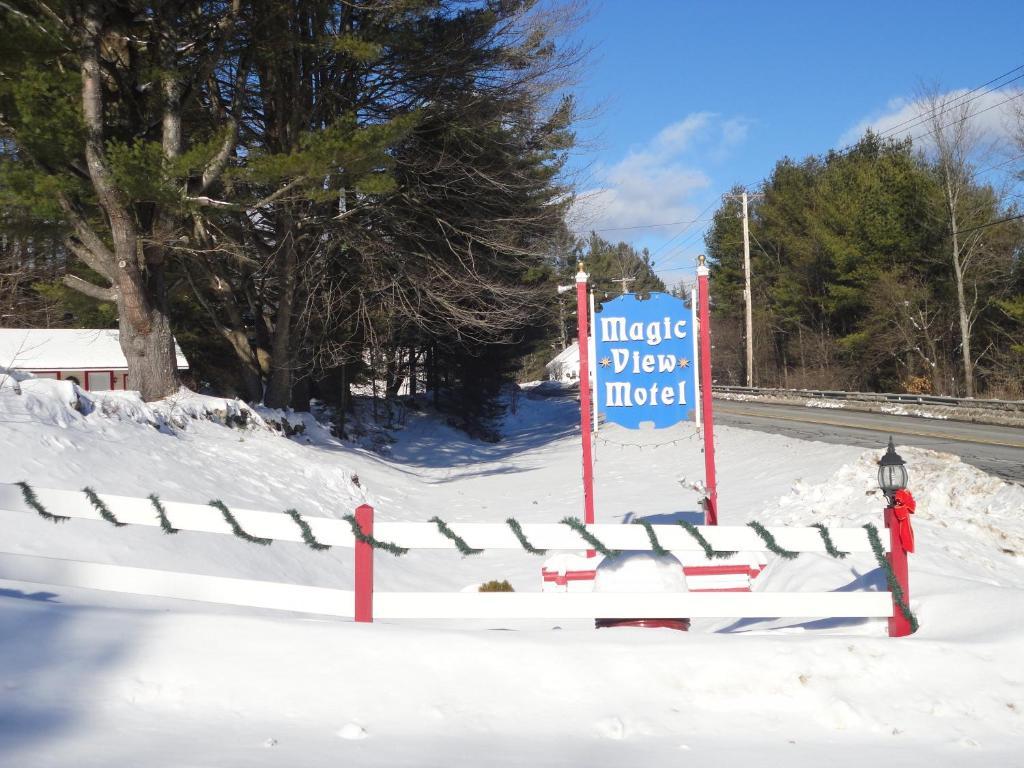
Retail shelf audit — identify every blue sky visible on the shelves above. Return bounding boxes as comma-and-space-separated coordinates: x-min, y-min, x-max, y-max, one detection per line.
564, 0, 1024, 284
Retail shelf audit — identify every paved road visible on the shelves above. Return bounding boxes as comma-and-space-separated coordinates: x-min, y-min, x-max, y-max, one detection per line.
713, 399, 1024, 484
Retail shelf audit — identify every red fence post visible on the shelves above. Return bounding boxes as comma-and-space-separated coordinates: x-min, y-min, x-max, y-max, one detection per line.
354, 504, 374, 623
696, 256, 718, 526
885, 504, 912, 637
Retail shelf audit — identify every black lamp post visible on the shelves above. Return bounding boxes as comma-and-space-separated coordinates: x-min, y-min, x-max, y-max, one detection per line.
877, 436, 908, 502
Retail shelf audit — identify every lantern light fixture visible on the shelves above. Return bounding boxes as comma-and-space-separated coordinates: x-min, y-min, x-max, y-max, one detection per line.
877, 435, 909, 500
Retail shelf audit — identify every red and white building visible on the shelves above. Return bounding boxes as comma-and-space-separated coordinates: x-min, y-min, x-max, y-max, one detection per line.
0, 329, 189, 392
541, 551, 769, 593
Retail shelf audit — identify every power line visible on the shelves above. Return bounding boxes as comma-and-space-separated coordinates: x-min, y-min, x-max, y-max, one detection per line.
655, 205, 727, 264
953, 212, 1024, 236
874, 65, 1024, 137
968, 151, 1024, 180
588, 215, 715, 232
806, 67, 1024, 167
645, 200, 719, 260
726, 63, 1024, 201
908, 88, 1024, 149
654, 228, 711, 269
870, 68, 1024, 144
587, 63, 1024, 276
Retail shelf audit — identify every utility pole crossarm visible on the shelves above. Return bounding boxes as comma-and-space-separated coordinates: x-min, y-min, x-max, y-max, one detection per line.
610, 276, 636, 295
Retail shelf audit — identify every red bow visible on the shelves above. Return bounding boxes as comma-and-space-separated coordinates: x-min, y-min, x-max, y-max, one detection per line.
889, 489, 916, 553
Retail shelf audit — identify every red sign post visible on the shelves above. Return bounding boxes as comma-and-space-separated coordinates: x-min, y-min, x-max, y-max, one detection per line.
697, 256, 719, 525
576, 264, 596, 534
884, 489, 916, 637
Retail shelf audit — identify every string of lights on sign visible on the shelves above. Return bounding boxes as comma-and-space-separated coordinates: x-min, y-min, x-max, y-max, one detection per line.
594, 427, 700, 452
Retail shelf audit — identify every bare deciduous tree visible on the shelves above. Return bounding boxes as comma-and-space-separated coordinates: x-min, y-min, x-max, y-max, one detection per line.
917, 85, 1009, 397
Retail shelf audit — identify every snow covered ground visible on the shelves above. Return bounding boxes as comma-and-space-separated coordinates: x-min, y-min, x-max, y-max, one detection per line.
1, 372, 1023, 766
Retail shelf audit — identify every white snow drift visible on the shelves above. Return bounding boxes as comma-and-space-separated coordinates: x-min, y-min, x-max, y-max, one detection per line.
1, 374, 1022, 766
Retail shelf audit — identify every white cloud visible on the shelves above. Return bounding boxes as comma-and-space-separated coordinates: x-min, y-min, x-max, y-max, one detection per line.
720, 117, 750, 148
839, 88, 1022, 151
650, 112, 714, 154
570, 113, 749, 236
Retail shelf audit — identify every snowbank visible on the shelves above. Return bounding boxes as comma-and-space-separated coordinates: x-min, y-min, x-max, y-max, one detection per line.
2, 375, 1024, 765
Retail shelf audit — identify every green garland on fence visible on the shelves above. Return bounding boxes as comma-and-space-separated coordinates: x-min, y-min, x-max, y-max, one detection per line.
747, 520, 799, 560
16, 481, 69, 523
285, 509, 330, 551
8, 480, 918, 632
560, 516, 619, 558
506, 518, 546, 555
634, 519, 669, 556
677, 520, 736, 560
864, 523, 919, 633
342, 514, 409, 556
208, 499, 272, 546
812, 523, 847, 559
82, 487, 126, 528
148, 494, 179, 534
430, 516, 483, 555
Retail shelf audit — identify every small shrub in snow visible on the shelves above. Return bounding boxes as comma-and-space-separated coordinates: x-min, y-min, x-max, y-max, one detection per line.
478, 580, 514, 592
264, 417, 306, 437
222, 408, 250, 429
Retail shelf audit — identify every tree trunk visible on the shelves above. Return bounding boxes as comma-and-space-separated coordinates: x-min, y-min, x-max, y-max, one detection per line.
264, 224, 298, 408
117, 301, 179, 400
221, 329, 264, 402
428, 345, 439, 407
928, 347, 943, 395
408, 347, 417, 396
949, 207, 975, 397
77, 5, 180, 402
290, 374, 311, 411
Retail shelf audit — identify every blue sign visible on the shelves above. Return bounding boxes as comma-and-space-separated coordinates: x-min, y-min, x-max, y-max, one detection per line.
594, 292, 699, 429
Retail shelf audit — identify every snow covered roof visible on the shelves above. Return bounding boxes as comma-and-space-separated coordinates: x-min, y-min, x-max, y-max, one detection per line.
0, 329, 189, 371
545, 342, 580, 382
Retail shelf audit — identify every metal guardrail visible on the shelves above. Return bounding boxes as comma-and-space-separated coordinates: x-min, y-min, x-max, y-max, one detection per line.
712, 385, 1024, 413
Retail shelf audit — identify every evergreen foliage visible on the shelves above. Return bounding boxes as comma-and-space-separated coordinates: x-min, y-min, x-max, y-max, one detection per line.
706, 133, 1024, 396
547, 231, 668, 346
0, 0, 582, 423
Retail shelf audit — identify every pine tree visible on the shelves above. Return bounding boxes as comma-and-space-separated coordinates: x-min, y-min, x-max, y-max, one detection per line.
0, 2, 246, 399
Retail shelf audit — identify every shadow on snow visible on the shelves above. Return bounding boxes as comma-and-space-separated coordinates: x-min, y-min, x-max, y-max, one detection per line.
715, 566, 888, 634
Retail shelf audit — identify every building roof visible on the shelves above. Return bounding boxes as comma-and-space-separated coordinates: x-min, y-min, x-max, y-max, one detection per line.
0, 329, 189, 371
545, 341, 581, 382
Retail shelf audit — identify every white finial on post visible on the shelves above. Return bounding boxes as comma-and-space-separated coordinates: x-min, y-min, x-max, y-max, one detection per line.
696, 253, 709, 277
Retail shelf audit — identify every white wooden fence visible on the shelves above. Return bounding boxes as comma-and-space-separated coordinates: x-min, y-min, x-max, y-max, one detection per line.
0, 483, 902, 627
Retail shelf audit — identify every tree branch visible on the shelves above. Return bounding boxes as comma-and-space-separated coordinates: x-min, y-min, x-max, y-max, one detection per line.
63, 274, 116, 302
186, 195, 237, 209
62, 239, 109, 277
28, 0, 70, 34
253, 177, 309, 209
2, 1, 67, 42
198, 54, 249, 193
57, 194, 116, 274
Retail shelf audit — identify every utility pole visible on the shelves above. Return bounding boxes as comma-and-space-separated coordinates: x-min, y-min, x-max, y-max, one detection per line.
723, 190, 759, 387
741, 191, 753, 388
557, 297, 568, 350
